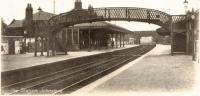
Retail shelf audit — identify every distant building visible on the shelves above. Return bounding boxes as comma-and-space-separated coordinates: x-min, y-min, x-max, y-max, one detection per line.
129, 31, 170, 45
1, 18, 23, 54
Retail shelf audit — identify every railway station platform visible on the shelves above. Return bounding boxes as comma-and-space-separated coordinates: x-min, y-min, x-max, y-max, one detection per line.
1, 45, 137, 72
73, 44, 199, 96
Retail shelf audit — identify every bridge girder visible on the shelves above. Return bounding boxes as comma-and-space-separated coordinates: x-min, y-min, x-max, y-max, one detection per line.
33, 7, 188, 46
48, 7, 172, 32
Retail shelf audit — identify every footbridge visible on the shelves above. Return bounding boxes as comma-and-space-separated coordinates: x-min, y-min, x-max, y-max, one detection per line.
28, 3, 199, 57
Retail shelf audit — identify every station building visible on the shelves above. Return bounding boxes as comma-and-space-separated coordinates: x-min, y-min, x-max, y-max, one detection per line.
2, 0, 131, 55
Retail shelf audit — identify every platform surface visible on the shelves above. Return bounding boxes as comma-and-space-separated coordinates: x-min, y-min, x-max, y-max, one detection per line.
73, 44, 199, 96
1, 45, 136, 72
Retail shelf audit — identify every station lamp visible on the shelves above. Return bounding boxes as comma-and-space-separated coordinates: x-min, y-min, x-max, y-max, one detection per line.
183, 0, 188, 13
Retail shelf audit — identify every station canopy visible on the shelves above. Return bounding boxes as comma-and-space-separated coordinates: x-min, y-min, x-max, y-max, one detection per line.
73, 21, 132, 33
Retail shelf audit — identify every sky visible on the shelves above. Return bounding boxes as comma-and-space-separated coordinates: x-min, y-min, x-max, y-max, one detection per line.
0, 0, 199, 31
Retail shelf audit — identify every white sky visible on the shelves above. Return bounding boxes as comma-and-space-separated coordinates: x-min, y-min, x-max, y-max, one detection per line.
0, 0, 199, 31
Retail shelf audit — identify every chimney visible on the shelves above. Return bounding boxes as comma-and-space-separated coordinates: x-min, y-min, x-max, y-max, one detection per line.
75, 0, 82, 10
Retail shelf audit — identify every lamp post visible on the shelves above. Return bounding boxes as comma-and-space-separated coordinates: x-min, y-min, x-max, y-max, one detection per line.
88, 4, 93, 52
34, 7, 41, 57
183, 0, 188, 14
184, 0, 189, 55
24, 30, 27, 53
190, 11, 195, 60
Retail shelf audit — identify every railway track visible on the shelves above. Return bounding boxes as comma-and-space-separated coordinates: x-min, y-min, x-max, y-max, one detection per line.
1, 45, 155, 95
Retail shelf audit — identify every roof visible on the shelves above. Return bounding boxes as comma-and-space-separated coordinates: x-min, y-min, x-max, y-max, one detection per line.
1, 36, 24, 38
7, 10, 56, 28
74, 21, 108, 28
74, 21, 131, 33
7, 19, 23, 28
33, 10, 56, 20
132, 31, 156, 33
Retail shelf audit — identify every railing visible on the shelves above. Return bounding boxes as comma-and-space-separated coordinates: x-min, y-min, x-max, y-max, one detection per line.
48, 7, 173, 32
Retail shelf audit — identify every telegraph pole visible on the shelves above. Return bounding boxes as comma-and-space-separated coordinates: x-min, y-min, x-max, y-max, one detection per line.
53, 0, 55, 14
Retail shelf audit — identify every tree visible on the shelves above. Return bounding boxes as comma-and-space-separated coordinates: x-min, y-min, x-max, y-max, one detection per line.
1, 18, 7, 36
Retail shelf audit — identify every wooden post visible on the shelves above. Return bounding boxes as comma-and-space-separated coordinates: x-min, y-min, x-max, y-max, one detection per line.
88, 28, 91, 51
96, 32, 99, 50
106, 33, 109, 49
186, 13, 190, 55
193, 11, 198, 61
111, 33, 114, 48
46, 36, 49, 57
47, 32, 53, 56
123, 34, 125, 47
24, 35, 27, 53
62, 30, 67, 55
98, 39, 100, 50
97, 38, 99, 49
41, 37, 44, 56
120, 33, 122, 47
115, 34, 118, 48
170, 16, 174, 55
80, 30, 83, 50
72, 26, 74, 49
52, 34, 56, 56
95, 38, 98, 49
34, 36, 38, 57
77, 28, 80, 48
94, 33, 96, 49
191, 15, 195, 60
